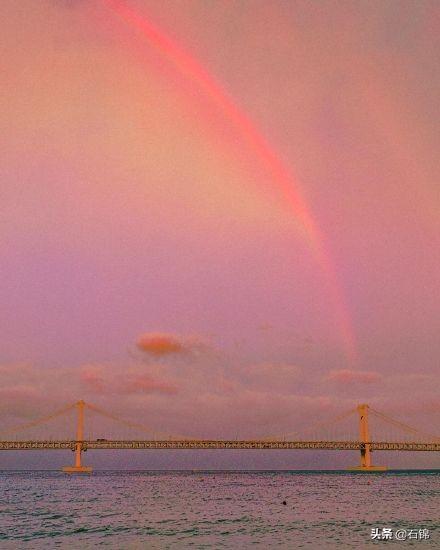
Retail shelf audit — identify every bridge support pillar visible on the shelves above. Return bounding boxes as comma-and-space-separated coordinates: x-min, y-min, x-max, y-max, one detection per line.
348, 404, 386, 472
62, 400, 92, 473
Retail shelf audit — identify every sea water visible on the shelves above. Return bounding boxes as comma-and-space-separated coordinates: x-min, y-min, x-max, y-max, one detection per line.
0, 471, 438, 548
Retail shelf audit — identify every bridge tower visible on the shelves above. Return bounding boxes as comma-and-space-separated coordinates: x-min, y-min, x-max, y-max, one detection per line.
62, 400, 92, 473
348, 403, 386, 471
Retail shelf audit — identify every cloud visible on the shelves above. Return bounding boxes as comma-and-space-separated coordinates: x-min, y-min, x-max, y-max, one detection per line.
137, 333, 184, 356
79, 364, 178, 396
80, 365, 106, 393
136, 332, 213, 358
240, 363, 302, 393
119, 374, 177, 395
0, 363, 71, 419
257, 323, 273, 332
0, 385, 41, 411
1, 358, 438, 442
326, 369, 382, 384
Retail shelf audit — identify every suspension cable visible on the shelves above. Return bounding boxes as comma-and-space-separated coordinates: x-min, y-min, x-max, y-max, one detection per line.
261, 407, 358, 441
85, 402, 194, 440
369, 408, 440, 441
0, 403, 77, 438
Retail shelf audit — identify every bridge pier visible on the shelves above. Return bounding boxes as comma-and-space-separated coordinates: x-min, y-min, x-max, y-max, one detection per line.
348, 404, 386, 472
62, 400, 92, 473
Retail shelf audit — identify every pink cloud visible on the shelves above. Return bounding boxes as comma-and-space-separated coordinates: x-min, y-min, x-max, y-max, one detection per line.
326, 369, 382, 384
79, 364, 178, 396
241, 363, 302, 393
119, 374, 178, 395
80, 366, 106, 393
136, 332, 214, 362
137, 333, 185, 356
1, 360, 437, 442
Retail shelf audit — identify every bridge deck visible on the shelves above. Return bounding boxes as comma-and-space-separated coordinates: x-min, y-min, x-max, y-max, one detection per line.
0, 440, 439, 451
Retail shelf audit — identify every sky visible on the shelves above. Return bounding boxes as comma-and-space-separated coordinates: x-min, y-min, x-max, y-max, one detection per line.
1, 0, 439, 469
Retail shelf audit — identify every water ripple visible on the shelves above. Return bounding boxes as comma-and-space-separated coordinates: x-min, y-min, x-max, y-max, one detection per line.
0, 471, 438, 548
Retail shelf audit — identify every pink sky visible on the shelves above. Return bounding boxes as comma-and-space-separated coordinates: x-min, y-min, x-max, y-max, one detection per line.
1, 0, 439, 468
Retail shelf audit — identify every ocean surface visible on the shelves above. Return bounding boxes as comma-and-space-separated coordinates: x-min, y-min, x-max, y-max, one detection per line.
0, 470, 438, 548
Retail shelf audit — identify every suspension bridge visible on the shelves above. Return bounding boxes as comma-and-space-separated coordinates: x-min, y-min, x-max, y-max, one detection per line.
0, 401, 438, 473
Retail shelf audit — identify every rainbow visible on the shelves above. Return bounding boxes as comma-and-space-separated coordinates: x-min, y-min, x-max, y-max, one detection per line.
102, 0, 357, 364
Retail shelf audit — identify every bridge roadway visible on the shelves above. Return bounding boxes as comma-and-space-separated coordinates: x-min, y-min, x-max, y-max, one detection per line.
0, 440, 439, 451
